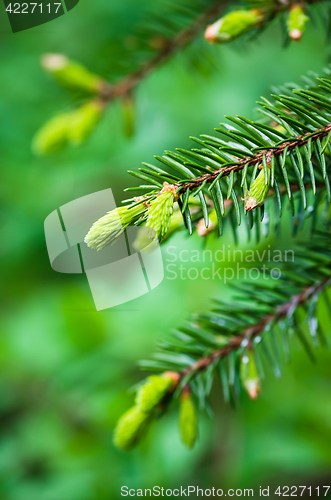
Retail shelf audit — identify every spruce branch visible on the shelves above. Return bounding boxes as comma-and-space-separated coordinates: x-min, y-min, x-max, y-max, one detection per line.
179, 122, 331, 192
34, 0, 331, 153
98, 1, 226, 104
114, 230, 331, 450
33, 0, 227, 154
85, 69, 331, 250
179, 275, 331, 381
204, 0, 323, 44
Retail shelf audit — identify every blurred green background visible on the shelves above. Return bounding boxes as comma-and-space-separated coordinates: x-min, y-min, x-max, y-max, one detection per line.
0, 1, 331, 499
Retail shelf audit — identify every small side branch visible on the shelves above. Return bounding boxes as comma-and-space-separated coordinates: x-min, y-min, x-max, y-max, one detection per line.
99, 1, 227, 104
178, 275, 331, 384
179, 123, 331, 194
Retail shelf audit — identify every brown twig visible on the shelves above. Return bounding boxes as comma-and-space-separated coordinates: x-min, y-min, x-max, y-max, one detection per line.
179, 123, 331, 194
99, 1, 227, 104
178, 275, 331, 382
98, 0, 326, 106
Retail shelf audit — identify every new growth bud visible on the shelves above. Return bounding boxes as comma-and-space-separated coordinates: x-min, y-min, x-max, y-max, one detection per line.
68, 101, 103, 145
244, 164, 271, 211
113, 405, 152, 451
113, 372, 179, 451
179, 388, 198, 449
41, 53, 104, 93
135, 373, 178, 413
204, 9, 263, 44
32, 112, 71, 155
287, 5, 309, 41
32, 101, 103, 155
84, 202, 147, 250
146, 183, 178, 241
240, 350, 261, 400
133, 208, 184, 252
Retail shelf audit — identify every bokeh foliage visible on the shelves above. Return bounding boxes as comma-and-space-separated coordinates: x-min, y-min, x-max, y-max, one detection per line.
0, 0, 331, 499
